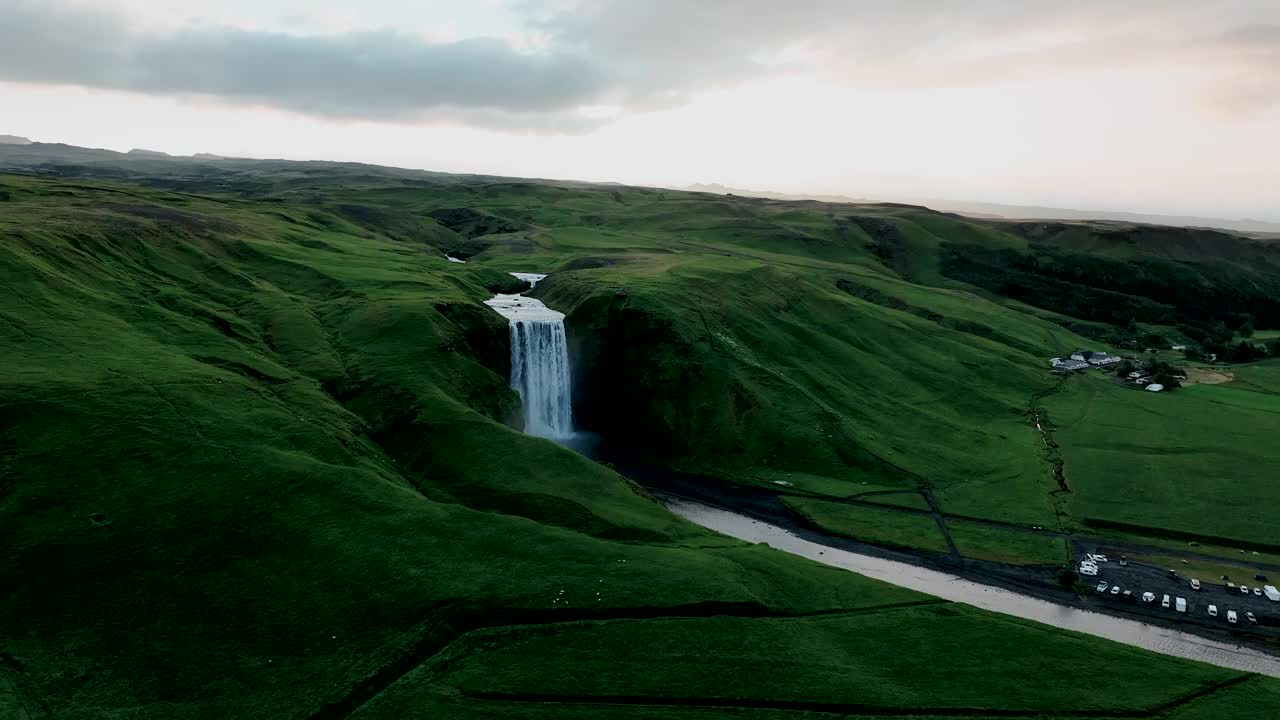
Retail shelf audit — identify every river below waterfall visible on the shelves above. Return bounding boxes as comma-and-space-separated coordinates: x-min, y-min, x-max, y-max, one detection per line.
480, 274, 1280, 677
665, 497, 1280, 678
485, 272, 574, 440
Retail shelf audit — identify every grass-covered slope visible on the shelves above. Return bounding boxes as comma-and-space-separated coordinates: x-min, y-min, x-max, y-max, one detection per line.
0, 174, 920, 717
5, 159, 1280, 717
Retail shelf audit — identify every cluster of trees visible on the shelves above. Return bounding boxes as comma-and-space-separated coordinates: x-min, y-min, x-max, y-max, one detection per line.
940, 242, 1280, 331
1114, 358, 1185, 389
1185, 340, 1280, 364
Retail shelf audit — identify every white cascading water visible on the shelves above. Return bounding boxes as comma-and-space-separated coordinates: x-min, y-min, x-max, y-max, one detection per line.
484, 273, 574, 440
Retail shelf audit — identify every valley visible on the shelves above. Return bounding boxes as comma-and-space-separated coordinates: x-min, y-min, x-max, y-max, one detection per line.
4, 143, 1280, 718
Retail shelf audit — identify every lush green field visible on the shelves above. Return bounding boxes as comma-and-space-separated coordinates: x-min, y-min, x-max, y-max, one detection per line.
367, 608, 1242, 718
1046, 374, 1280, 548
785, 497, 1068, 565
783, 497, 952, 555
6, 146, 1280, 717
1229, 358, 1280, 395
949, 519, 1070, 566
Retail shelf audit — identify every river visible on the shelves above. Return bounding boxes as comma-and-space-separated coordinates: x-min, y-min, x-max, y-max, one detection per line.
665, 497, 1280, 678
481, 275, 1280, 678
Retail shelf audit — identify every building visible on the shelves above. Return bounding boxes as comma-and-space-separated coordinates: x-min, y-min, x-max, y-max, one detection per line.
1146, 384, 1165, 392
1051, 358, 1089, 372
1088, 353, 1122, 366
1171, 345, 1187, 351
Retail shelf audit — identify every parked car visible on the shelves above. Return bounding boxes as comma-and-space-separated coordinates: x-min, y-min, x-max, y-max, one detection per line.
1162, 594, 1171, 608
1254, 588, 1263, 597
1255, 574, 1268, 582
1123, 590, 1132, 599
1190, 579, 1201, 591
1111, 585, 1122, 596
1119, 556, 1128, 567
1208, 604, 1218, 617
1241, 585, 1250, 595
1227, 582, 1237, 591
1264, 585, 1280, 601
1227, 610, 1238, 624
1096, 581, 1108, 593
1142, 592, 1155, 603
1175, 597, 1187, 613
1246, 612, 1257, 624
1079, 564, 1098, 576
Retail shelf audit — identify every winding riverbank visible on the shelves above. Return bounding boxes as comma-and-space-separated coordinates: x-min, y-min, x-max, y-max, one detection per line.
660, 494, 1280, 678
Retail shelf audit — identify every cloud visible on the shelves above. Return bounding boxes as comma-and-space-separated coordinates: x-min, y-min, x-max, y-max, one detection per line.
1, 0, 1277, 131
0, 1, 609, 132
534, 0, 1280, 112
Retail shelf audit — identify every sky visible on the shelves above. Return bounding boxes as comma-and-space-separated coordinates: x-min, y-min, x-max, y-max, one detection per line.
2, 0, 1278, 220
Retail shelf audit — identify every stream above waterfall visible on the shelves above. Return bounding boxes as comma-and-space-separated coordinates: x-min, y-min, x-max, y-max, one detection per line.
485, 272, 575, 440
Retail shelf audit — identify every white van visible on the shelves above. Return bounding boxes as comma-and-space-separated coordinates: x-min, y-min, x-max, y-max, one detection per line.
1227, 610, 1238, 624
1161, 594, 1170, 608
1175, 597, 1187, 613
1208, 604, 1218, 617
1265, 585, 1280, 601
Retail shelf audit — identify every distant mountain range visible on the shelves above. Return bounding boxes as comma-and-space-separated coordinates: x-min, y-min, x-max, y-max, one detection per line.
0, 135, 32, 145
684, 183, 1280, 237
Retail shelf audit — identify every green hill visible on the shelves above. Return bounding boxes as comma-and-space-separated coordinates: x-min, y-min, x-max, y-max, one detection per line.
4, 147, 1280, 718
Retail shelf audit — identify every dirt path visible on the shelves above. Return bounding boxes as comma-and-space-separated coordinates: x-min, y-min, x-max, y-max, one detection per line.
1184, 367, 1234, 385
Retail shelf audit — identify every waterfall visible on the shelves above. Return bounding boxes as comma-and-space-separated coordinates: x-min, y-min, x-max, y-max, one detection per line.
484, 273, 575, 440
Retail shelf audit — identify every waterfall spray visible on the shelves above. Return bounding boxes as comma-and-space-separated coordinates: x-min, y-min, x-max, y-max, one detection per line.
485, 273, 575, 440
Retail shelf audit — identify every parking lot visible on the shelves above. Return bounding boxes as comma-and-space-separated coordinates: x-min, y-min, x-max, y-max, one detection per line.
1078, 551, 1280, 631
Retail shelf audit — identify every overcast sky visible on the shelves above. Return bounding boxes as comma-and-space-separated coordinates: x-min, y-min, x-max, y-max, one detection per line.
2, 0, 1278, 219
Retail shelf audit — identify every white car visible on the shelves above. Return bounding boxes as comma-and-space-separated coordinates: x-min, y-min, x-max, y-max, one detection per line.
1254, 588, 1263, 597
1175, 597, 1187, 613
1246, 612, 1257, 624
1110, 585, 1122, 596
1142, 592, 1155, 603
1208, 604, 1218, 617
1079, 564, 1098, 576
1240, 586, 1250, 595
1096, 581, 1109, 593
1227, 610, 1238, 624
1190, 579, 1201, 591
1161, 594, 1171, 608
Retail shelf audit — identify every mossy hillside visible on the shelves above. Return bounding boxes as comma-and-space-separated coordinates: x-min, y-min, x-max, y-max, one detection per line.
4, 175, 926, 717
542, 259, 1070, 524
